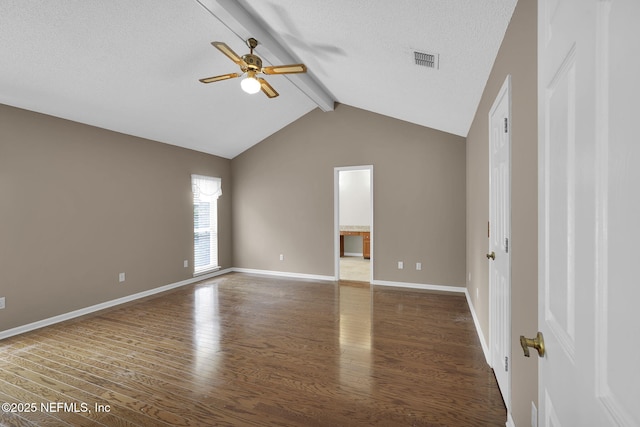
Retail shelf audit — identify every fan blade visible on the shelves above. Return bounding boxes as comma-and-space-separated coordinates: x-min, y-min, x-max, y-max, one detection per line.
258, 78, 279, 98
211, 42, 245, 66
199, 73, 240, 84
262, 63, 307, 75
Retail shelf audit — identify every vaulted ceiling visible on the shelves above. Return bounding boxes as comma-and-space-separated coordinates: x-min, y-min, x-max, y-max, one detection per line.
0, 1, 516, 159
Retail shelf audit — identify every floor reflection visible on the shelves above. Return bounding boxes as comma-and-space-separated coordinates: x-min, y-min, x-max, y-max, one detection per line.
339, 283, 372, 395
193, 284, 221, 382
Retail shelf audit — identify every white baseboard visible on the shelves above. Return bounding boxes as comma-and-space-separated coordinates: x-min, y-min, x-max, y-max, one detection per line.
0, 268, 233, 340
232, 268, 334, 282
371, 279, 466, 293
465, 289, 490, 365
343, 252, 364, 257
506, 411, 516, 427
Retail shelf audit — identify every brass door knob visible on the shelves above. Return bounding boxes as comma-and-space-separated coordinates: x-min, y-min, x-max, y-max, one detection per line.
520, 332, 545, 357
486, 251, 495, 260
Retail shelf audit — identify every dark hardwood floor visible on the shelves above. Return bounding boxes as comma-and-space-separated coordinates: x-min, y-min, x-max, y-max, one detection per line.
0, 273, 506, 426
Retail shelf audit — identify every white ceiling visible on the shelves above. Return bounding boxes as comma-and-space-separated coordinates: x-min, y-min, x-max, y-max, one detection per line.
0, 1, 516, 159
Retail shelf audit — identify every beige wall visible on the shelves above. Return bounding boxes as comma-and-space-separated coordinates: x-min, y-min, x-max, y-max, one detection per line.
466, 0, 538, 425
1, 102, 464, 333
0, 104, 231, 331
231, 104, 466, 286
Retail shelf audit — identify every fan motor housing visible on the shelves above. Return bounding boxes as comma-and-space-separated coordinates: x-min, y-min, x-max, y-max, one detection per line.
242, 54, 262, 71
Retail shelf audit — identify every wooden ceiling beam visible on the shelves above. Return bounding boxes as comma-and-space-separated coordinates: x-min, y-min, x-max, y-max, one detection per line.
195, 0, 335, 112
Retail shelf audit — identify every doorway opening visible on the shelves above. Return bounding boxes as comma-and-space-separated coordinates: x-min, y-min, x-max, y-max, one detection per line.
334, 166, 373, 283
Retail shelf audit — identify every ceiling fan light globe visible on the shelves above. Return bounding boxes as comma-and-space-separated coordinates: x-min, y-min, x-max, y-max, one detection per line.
241, 76, 261, 94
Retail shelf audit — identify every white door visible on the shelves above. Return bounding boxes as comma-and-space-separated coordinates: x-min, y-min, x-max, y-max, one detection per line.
489, 75, 511, 411
538, 0, 640, 425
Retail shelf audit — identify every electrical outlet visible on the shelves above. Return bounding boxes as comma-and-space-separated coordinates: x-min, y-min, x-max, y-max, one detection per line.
119, 272, 125, 283
0, 297, 5, 309
184, 260, 189, 268
279, 254, 284, 261
416, 262, 422, 270
397, 261, 403, 269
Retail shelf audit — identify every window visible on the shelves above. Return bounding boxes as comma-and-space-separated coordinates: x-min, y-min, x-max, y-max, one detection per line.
192, 175, 222, 274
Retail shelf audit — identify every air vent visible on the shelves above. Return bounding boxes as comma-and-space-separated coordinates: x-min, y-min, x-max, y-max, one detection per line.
414, 51, 439, 69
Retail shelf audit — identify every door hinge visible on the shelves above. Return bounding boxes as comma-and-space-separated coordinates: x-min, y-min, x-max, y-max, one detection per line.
505, 237, 509, 253
505, 356, 509, 372
504, 117, 508, 133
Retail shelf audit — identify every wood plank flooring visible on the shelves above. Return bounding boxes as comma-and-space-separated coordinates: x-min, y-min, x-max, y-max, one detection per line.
0, 273, 506, 426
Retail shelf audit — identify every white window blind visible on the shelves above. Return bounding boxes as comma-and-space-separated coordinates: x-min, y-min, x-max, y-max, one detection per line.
192, 175, 222, 274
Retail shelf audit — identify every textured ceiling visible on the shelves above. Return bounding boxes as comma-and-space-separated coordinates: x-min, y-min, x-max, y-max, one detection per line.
0, 1, 516, 159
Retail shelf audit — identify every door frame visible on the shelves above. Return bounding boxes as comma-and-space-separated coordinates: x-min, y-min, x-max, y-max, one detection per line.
488, 74, 512, 412
334, 165, 374, 281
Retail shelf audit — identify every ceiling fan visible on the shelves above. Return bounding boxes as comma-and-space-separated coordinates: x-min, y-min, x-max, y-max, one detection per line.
199, 37, 307, 98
